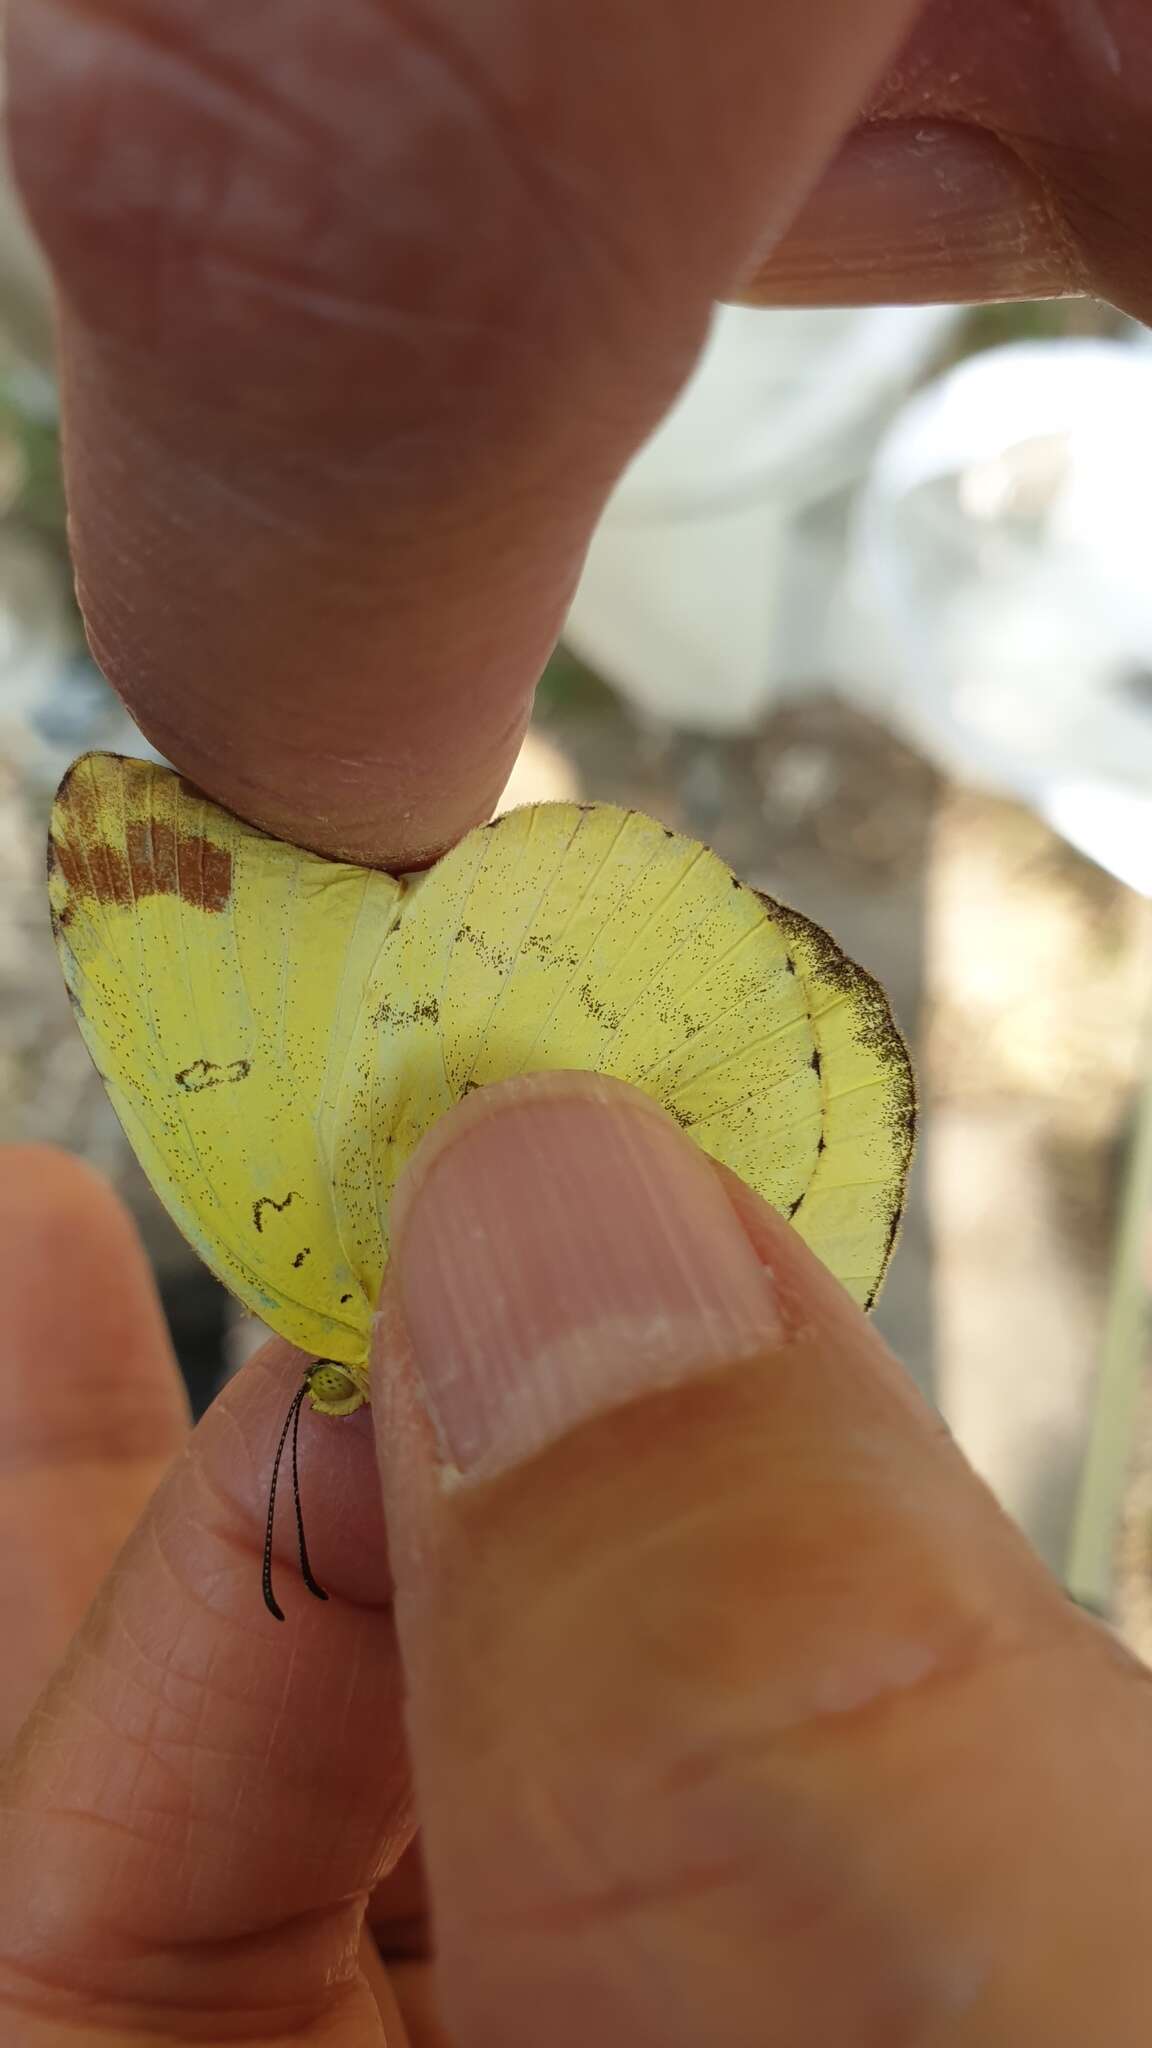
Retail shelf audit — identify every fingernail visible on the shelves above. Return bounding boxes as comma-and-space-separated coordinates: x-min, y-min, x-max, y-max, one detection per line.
391, 1073, 781, 1477
747, 123, 1068, 306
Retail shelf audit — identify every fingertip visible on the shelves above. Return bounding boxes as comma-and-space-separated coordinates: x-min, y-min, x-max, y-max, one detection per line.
0, 1141, 150, 1287
388, 1074, 781, 1481
0, 1144, 188, 1454
741, 120, 1076, 306
1, 1141, 124, 1227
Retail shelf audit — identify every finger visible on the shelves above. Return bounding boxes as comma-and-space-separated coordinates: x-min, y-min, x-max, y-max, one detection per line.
389, 1961, 454, 2048
375, 1073, 1152, 2048
359, 1929, 415, 2048
743, 0, 1152, 319
0, 1337, 411, 2043
741, 120, 1079, 308
6, 0, 916, 864
0, 1147, 188, 1745
369, 1836, 430, 1958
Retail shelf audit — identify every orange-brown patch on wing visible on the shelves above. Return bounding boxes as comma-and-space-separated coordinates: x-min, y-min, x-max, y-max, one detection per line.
52, 820, 233, 913
131, 816, 179, 896
179, 835, 233, 911
123, 819, 233, 912
52, 832, 132, 908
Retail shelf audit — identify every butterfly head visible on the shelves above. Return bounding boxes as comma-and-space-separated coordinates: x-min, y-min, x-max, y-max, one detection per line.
305, 1360, 370, 1417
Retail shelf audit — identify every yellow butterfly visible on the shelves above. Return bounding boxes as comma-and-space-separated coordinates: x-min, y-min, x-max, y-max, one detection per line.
48, 752, 914, 1423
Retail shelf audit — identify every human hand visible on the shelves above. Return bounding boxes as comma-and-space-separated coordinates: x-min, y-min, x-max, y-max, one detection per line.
7, 7, 1152, 2039
4, 1072, 1152, 2046
7, 0, 1151, 868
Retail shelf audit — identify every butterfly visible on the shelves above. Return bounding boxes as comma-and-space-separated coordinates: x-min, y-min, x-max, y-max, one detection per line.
49, 753, 913, 1603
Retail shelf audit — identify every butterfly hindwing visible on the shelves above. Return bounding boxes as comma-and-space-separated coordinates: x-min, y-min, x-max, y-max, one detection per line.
368, 804, 912, 1304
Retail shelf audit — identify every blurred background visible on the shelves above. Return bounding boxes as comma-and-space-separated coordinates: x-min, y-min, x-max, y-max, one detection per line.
3, 148, 1152, 1644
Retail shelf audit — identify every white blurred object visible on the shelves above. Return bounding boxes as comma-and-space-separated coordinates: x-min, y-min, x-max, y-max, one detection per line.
0, 530, 82, 764
843, 339, 1152, 893
0, 57, 55, 369
0, 524, 164, 791
562, 302, 961, 732
496, 728, 580, 811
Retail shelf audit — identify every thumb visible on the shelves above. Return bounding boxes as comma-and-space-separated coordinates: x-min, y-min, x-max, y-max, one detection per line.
374, 1073, 1152, 2048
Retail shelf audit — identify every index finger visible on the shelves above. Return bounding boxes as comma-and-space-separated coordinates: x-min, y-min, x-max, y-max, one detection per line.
6, 0, 917, 864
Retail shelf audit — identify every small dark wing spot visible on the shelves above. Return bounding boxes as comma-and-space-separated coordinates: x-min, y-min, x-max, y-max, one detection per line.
578, 980, 621, 1030
810, 1049, 823, 1078
523, 933, 581, 969
339, 1292, 354, 1304
253, 1191, 297, 1234
787, 1195, 804, 1220
176, 1057, 251, 1092
374, 995, 439, 1030
454, 924, 512, 973
292, 1248, 311, 1268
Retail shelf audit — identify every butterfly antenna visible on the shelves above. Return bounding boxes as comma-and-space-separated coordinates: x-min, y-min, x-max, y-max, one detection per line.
263, 1378, 324, 1621
291, 1369, 329, 1607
